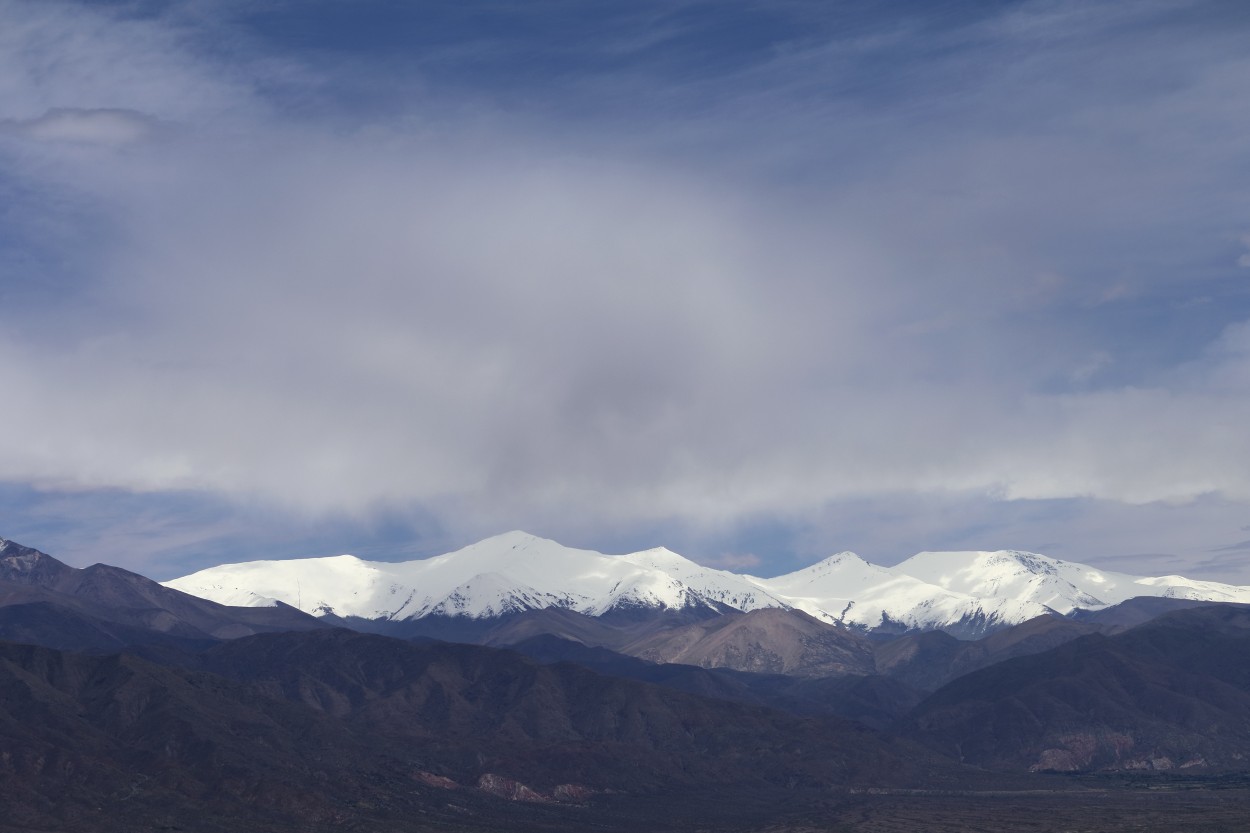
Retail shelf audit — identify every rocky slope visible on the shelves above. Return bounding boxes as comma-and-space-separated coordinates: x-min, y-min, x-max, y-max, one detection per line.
0, 629, 967, 832
903, 604, 1250, 772
0, 538, 325, 651
619, 607, 877, 677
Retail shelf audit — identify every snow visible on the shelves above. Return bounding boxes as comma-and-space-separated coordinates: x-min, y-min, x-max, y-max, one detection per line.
893, 550, 1250, 614
749, 553, 1052, 632
163, 531, 1250, 635
165, 531, 783, 621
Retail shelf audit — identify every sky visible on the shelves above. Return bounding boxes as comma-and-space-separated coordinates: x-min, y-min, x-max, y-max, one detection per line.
3, 0, 1250, 582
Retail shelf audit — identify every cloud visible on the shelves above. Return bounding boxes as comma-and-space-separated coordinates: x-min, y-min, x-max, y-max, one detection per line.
700, 551, 764, 571
1208, 539, 1250, 553
3, 1, 1250, 574
1, 108, 159, 145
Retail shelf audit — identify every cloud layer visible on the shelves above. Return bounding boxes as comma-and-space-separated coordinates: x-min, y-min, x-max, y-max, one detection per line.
2, 0, 1250, 575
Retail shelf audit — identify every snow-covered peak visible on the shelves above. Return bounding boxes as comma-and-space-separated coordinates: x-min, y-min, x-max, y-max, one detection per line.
609, 549, 786, 614
415, 572, 564, 619
464, 530, 566, 553
749, 551, 1050, 634
165, 532, 776, 622
165, 553, 397, 618
163, 533, 1250, 637
890, 549, 1250, 614
762, 551, 898, 596
901, 549, 1063, 580
1132, 574, 1250, 605
424, 531, 589, 570
816, 551, 867, 567
894, 550, 1105, 613
619, 546, 696, 572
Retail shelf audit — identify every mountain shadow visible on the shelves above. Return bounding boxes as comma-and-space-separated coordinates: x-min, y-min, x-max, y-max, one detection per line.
903, 604, 1250, 772
0, 538, 325, 653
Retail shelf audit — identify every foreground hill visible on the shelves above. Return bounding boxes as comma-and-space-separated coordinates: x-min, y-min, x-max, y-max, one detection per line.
196, 629, 949, 791
0, 629, 969, 832
8, 622, 1250, 832
0, 639, 407, 832
506, 632, 926, 729
904, 604, 1250, 772
874, 614, 1106, 691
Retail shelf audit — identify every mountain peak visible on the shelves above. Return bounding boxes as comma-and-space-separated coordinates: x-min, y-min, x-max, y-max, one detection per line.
1, 536, 49, 560
477, 530, 557, 548
619, 546, 703, 572
781, 551, 875, 580
896, 550, 1107, 614
900, 549, 1062, 578
163, 534, 1250, 638
819, 551, 866, 566
0, 538, 73, 586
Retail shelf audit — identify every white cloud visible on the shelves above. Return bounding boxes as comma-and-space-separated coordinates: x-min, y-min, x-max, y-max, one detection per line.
2, 108, 157, 144
3, 0, 1250, 573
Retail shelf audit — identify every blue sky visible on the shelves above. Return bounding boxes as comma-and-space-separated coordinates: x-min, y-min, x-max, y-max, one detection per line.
3, 0, 1250, 581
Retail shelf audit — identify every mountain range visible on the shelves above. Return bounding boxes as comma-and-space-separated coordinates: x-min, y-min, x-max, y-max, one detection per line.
6, 532, 1250, 831
164, 530, 1250, 638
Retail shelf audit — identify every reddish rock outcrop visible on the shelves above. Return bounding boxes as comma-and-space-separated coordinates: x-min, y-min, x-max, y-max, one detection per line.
476, 773, 550, 803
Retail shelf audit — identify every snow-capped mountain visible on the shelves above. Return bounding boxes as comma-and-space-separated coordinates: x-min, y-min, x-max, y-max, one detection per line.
893, 549, 1250, 614
751, 551, 1053, 636
164, 532, 1250, 637
164, 531, 789, 621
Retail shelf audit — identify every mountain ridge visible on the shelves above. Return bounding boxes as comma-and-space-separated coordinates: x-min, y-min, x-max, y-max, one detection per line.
903, 603, 1250, 772
0, 537, 327, 650
164, 531, 1250, 638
